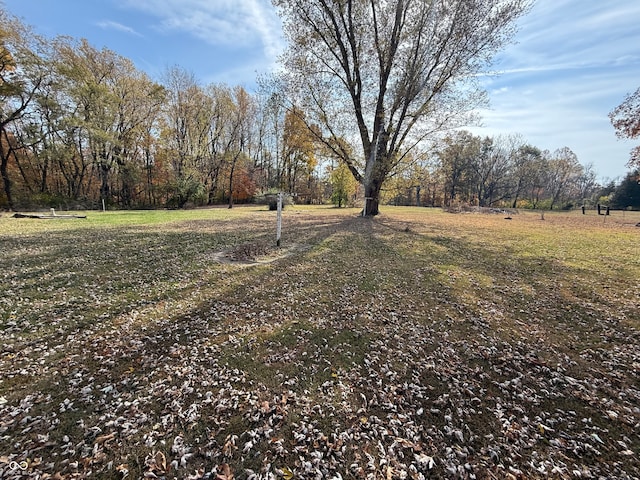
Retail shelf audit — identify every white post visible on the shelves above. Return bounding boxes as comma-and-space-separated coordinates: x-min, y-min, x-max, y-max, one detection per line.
276, 192, 283, 247
102, 199, 106, 212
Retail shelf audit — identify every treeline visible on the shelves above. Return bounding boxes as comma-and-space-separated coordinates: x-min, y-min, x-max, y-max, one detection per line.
1, 9, 637, 211
0, 10, 322, 210
385, 132, 640, 210
386, 132, 596, 210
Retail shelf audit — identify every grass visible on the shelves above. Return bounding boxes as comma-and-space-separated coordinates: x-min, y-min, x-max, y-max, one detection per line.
0, 206, 639, 479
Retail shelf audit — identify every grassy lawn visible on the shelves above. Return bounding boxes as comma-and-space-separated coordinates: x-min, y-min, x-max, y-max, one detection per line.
0, 206, 639, 479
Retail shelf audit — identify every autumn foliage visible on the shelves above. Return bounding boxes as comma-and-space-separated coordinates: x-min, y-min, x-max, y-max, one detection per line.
0, 5, 635, 213
609, 86, 640, 169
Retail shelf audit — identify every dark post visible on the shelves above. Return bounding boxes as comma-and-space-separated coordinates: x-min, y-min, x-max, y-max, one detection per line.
276, 192, 283, 247
582, 205, 585, 215
606, 206, 610, 216
597, 204, 601, 215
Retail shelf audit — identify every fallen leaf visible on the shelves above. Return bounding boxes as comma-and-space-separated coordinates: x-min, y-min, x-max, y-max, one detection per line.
95, 432, 116, 445
281, 466, 294, 480
216, 463, 234, 480
155, 452, 167, 473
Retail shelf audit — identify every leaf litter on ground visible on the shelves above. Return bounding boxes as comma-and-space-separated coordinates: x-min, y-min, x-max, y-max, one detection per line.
0, 206, 639, 479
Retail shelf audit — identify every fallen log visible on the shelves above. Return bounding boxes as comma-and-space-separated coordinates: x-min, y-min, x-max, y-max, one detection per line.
13, 212, 86, 219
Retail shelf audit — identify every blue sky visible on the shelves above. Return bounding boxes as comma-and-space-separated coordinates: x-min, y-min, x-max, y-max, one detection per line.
4, 0, 640, 181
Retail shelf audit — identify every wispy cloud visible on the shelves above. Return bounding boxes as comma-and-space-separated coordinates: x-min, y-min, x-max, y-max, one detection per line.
498, 0, 640, 73
471, 64, 638, 179
470, 0, 640, 178
96, 20, 143, 37
482, 54, 640, 82
120, 0, 284, 62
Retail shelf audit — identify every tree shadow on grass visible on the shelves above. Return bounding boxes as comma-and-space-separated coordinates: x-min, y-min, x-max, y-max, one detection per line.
1, 211, 639, 479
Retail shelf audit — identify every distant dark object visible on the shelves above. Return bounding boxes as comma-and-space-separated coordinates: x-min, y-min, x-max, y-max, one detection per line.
597, 204, 610, 216
264, 194, 287, 211
268, 200, 280, 211
504, 216, 512, 220
13, 208, 86, 219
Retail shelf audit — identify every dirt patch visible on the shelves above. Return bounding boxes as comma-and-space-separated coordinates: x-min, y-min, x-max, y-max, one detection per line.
210, 241, 310, 265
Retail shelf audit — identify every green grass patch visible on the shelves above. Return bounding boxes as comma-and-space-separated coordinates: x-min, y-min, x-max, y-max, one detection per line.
220, 319, 372, 392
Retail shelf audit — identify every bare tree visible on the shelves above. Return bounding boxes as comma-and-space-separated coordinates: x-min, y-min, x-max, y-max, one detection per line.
509, 144, 542, 208
437, 130, 481, 205
273, 0, 532, 215
546, 147, 582, 210
473, 134, 522, 206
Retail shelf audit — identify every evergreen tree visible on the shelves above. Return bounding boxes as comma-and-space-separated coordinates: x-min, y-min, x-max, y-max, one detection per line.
611, 171, 640, 209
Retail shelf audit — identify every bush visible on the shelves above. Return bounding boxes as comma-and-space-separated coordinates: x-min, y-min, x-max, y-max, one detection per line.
165, 176, 205, 209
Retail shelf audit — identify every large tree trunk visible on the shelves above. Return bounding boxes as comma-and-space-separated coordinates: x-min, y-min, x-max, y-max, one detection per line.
0, 131, 15, 210
0, 153, 14, 210
361, 127, 387, 216
363, 178, 382, 216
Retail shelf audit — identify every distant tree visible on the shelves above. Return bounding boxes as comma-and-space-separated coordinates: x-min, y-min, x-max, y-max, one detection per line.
509, 144, 542, 208
166, 173, 204, 209
233, 163, 258, 203
524, 150, 550, 209
273, 0, 532, 215
575, 162, 599, 205
52, 38, 165, 207
330, 162, 357, 208
224, 86, 256, 208
609, 87, 640, 169
255, 79, 287, 191
282, 106, 317, 194
383, 155, 430, 206
159, 70, 257, 208
0, 11, 48, 209
546, 147, 582, 209
610, 170, 640, 209
421, 163, 445, 207
437, 131, 481, 205
598, 179, 617, 199
204, 84, 237, 204
472, 135, 518, 207
160, 67, 209, 206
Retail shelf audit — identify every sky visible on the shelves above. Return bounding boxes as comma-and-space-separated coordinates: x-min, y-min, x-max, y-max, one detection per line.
3, 0, 640, 181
